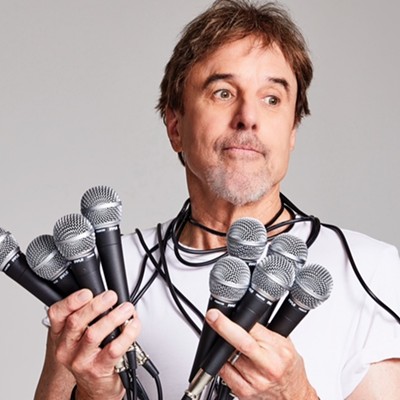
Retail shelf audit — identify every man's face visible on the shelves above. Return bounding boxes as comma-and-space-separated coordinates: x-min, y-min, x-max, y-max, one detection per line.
166, 36, 298, 206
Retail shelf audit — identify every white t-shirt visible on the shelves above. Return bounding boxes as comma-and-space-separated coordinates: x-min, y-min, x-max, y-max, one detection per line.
122, 217, 400, 400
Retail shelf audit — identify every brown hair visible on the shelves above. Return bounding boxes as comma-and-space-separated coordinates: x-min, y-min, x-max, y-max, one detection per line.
156, 0, 313, 126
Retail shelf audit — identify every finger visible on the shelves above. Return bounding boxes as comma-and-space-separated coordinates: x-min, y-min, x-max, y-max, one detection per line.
60, 291, 120, 345
48, 289, 93, 335
76, 301, 136, 361
97, 310, 142, 371
205, 309, 259, 358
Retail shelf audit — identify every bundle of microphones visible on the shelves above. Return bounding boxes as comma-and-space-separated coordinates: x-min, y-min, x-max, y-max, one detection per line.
182, 217, 334, 400
0, 186, 157, 400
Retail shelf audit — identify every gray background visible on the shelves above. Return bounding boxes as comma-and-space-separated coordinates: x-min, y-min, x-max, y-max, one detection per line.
1, 0, 399, 397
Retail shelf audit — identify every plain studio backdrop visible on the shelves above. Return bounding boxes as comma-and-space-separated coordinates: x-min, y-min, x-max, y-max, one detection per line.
0, 0, 399, 397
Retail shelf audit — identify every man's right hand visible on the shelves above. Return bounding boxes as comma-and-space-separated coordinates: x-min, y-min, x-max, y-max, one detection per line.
47, 289, 141, 400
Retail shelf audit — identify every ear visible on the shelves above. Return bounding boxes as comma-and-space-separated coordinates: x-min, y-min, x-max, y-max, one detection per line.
165, 107, 183, 153
289, 126, 297, 151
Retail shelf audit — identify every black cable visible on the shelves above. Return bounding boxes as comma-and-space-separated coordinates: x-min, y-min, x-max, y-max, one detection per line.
322, 222, 400, 324
157, 222, 202, 336
154, 374, 163, 400
133, 226, 205, 323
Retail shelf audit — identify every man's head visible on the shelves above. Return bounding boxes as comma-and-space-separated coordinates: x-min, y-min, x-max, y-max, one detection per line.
157, 0, 313, 127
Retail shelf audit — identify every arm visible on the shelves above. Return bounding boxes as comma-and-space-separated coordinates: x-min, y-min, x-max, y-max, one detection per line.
34, 288, 140, 400
205, 309, 318, 400
346, 358, 400, 400
34, 330, 76, 400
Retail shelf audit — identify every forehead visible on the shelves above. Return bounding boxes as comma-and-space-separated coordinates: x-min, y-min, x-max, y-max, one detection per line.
186, 36, 297, 89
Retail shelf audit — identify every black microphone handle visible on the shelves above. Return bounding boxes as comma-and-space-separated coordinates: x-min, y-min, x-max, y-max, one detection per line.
95, 226, 130, 304
201, 289, 276, 377
51, 267, 81, 297
189, 297, 237, 382
69, 252, 107, 296
3, 252, 63, 306
69, 252, 119, 345
267, 296, 309, 338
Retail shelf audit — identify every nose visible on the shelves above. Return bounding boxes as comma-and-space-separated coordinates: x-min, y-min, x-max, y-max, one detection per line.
230, 96, 259, 131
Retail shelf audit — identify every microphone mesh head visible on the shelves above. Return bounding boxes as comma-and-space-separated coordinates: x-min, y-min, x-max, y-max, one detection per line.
53, 214, 96, 260
267, 233, 308, 269
81, 185, 122, 229
227, 217, 267, 262
252, 254, 295, 301
209, 256, 251, 303
0, 228, 20, 271
26, 235, 70, 281
290, 263, 333, 310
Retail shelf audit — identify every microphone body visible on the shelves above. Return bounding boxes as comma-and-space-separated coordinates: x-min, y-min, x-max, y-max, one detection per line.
0, 228, 63, 306
81, 186, 130, 305
268, 263, 334, 337
189, 256, 250, 382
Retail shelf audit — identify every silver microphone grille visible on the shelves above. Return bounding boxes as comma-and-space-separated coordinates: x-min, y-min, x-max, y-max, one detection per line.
227, 217, 267, 262
0, 228, 20, 271
252, 254, 295, 302
53, 214, 96, 260
290, 263, 333, 310
209, 256, 251, 303
81, 185, 122, 229
267, 233, 308, 269
26, 235, 70, 281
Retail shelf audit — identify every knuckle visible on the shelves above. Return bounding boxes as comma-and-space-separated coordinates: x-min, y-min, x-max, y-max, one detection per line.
237, 337, 258, 355
82, 326, 100, 345
65, 313, 82, 331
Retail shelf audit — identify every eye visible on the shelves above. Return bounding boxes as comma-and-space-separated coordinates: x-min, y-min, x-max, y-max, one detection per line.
263, 95, 280, 106
214, 89, 233, 100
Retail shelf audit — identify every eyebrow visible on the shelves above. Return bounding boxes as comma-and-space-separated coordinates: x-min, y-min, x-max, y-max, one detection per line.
202, 73, 234, 90
202, 73, 291, 94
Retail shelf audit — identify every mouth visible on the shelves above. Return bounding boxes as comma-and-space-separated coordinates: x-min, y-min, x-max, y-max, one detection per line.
223, 146, 263, 156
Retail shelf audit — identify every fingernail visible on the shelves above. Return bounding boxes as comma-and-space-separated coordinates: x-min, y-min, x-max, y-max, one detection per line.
118, 302, 133, 313
206, 309, 219, 323
77, 289, 92, 302
102, 291, 116, 303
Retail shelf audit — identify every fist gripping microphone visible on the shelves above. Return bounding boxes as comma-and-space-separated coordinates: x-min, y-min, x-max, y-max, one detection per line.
268, 263, 333, 337
26, 234, 80, 296
189, 256, 251, 382
0, 227, 63, 306
227, 217, 268, 270
183, 255, 295, 399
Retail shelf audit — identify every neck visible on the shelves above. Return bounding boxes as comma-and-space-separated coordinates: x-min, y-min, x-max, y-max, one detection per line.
179, 190, 292, 249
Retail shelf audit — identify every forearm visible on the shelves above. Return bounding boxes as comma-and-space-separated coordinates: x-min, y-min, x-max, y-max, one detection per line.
34, 329, 76, 400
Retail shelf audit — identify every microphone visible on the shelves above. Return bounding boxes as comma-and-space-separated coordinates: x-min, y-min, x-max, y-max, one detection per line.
183, 254, 295, 399
189, 255, 251, 382
267, 233, 308, 271
257, 233, 308, 326
80, 186, 155, 379
268, 263, 333, 337
0, 227, 63, 306
227, 217, 268, 270
26, 234, 80, 296
80, 185, 130, 304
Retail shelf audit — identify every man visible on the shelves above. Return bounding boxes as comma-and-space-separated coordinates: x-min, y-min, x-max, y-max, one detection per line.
34, 1, 400, 399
